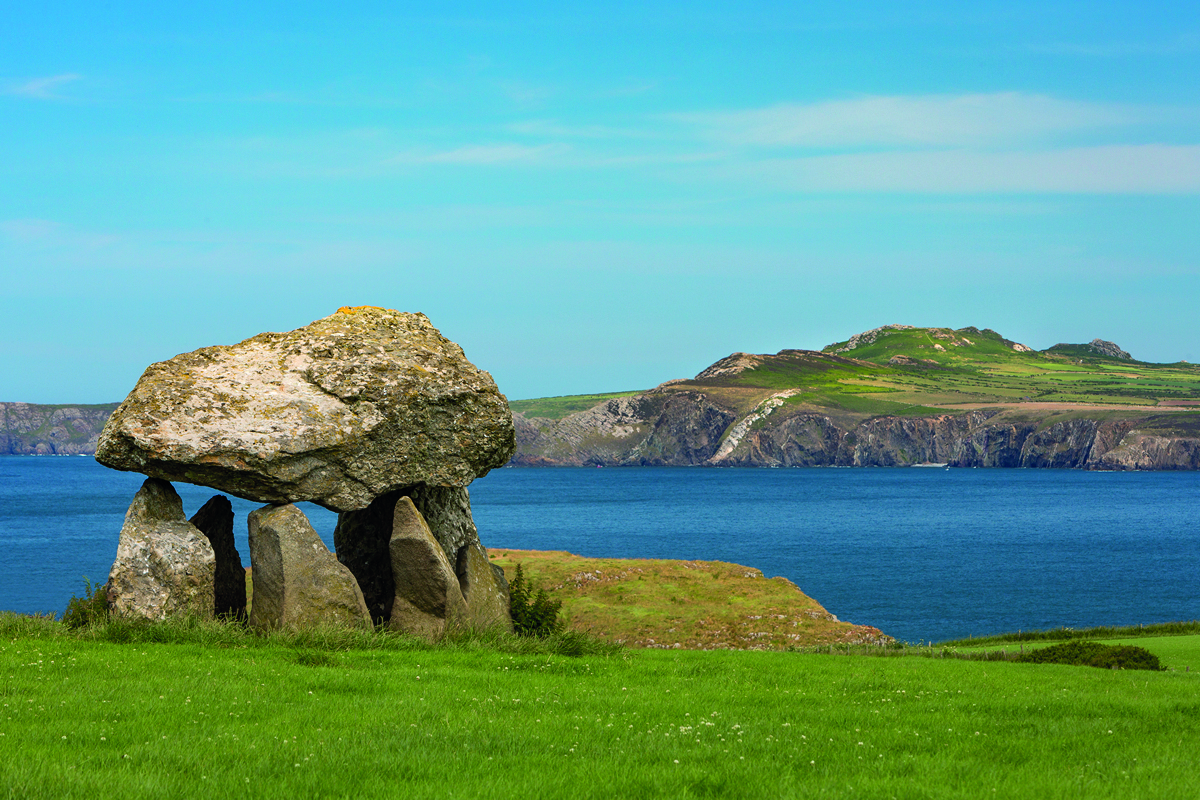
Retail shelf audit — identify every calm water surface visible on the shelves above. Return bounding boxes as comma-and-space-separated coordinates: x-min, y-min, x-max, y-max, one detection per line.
2, 457, 1197, 642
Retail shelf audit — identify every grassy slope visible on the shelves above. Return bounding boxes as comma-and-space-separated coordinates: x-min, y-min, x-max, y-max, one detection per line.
491, 550, 887, 649
509, 392, 644, 421
512, 327, 1200, 425
3, 616, 1199, 799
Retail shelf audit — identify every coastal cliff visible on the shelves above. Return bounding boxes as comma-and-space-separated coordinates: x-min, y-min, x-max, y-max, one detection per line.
0, 402, 118, 455
513, 400, 1200, 470
511, 325, 1200, 471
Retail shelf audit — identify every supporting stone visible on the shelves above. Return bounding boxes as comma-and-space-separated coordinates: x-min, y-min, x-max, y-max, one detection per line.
388, 497, 468, 639
456, 540, 514, 632
247, 503, 371, 630
408, 485, 479, 558
189, 495, 247, 620
106, 478, 215, 622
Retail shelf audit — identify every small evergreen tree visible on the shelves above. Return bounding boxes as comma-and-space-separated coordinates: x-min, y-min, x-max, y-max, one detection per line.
508, 563, 563, 637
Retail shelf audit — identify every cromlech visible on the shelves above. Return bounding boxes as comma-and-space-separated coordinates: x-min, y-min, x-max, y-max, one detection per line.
95, 306, 517, 636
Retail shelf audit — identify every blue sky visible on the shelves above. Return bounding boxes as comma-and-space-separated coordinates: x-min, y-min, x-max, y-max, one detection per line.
3, 1, 1199, 403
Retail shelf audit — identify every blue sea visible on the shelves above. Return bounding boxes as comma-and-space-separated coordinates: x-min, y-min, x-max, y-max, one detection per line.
2, 457, 1198, 643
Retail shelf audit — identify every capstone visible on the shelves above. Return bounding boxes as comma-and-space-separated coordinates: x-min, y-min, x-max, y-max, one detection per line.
95, 307, 515, 512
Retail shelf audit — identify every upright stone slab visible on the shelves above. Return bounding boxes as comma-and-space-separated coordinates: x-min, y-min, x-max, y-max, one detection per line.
106, 478, 215, 622
409, 485, 480, 558
388, 497, 468, 639
95, 307, 516, 512
247, 503, 371, 630
189, 495, 247, 620
456, 540, 514, 632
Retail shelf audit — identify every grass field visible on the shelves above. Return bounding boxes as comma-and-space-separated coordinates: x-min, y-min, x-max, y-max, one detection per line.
2, 613, 1199, 799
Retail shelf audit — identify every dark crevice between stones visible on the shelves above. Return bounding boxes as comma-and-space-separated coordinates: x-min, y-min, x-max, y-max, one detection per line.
188, 495, 247, 621
334, 488, 410, 625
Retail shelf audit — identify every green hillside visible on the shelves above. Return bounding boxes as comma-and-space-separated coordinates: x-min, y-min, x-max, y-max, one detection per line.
550, 325, 1200, 421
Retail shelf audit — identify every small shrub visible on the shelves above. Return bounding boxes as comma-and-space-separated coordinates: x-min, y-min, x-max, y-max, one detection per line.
509, 563, 563, 637
61, 577, 109, 629
1017, 640, 1162, 671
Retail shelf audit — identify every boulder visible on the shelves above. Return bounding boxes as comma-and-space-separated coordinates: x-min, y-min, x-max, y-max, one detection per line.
95, 307, 516, 512
455, 540, 513, 631
106, 478, 215, 622
247, 503, 371, 630
188, 495, 247, 620
388, 497, 468, 638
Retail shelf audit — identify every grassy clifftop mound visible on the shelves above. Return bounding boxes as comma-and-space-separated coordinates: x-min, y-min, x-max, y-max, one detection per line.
490, 549, 889, 650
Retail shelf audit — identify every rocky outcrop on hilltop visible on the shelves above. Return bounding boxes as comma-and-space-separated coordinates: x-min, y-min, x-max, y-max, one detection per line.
1047, 338, 1135, 361
0, 402, 116, 455
827, 324, 915, 354
98, 307, 516, 633
1087, 339, 1133, 360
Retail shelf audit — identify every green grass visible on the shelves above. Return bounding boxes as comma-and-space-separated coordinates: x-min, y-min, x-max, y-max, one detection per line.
3, 614, 1200, 798
490, 550, 888, 649
941, 620, 1200, 648
509, 391, 645, 420
507, 327, 1200, 428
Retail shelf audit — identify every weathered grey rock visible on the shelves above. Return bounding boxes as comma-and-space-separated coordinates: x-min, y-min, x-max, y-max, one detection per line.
409, 485, 480, 558
455, 540, 513, 632
1089, 338, 1132, 360
106, 478, 215, 622
247, 503, 371, 630
188, 495, 247, 620
95, 306, 516, 512
388, 497, 468, 638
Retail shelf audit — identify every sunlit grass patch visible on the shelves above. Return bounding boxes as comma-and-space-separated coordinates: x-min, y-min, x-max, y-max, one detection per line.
2, 625, 1199, 798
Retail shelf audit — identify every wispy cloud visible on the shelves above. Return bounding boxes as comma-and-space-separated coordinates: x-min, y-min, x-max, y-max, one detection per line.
683, 93, 1142, 148
750, 145, 1200, 194
5, 73, 82, 100
0, 219, 60, 241
506, 119, 653, 139
386, 143, 570, 165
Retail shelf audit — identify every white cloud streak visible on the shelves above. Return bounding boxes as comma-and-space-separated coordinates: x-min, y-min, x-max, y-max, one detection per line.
684, 93, 1143, 147
5, 73, 82, 100
386, 143, 570, 165
753, 145, 1200, 194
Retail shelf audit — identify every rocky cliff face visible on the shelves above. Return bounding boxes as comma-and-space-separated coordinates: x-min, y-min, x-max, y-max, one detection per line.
513, 400, 1200, 470
510, 388, 735, 466
0, 402, 117, 454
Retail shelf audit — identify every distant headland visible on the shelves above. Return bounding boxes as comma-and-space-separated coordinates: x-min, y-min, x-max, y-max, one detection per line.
510, 325, 1200, 470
